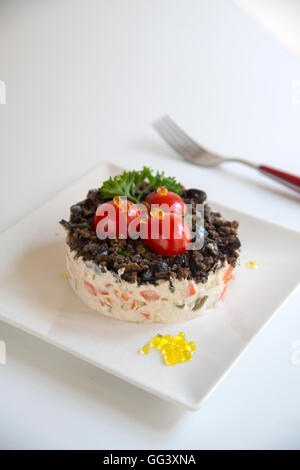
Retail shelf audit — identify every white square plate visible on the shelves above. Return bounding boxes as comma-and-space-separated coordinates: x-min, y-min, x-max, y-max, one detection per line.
0, 162, 300, 410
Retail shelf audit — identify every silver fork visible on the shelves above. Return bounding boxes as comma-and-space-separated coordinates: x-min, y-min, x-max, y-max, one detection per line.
153, 115, 300, 194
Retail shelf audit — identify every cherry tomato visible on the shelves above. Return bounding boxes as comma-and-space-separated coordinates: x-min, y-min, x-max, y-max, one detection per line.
145, 186, 186, 216
141, 211, 191, 256
93, 196, 141, 239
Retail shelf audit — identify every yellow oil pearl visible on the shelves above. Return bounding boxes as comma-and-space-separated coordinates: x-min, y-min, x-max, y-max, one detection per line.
164, 353, 177, 365
174, 352, 182, 362
140, 332, 197, 365
161, 344, 172, 355
159, 337, 169, 348
172, 337, 186, 349
150, 335, 162, 348
139, 344, 151, 355
181, 350, 192, 362
185, 341, 197, 352
163, 334, 172, 342
172, 335, 182, 344
246, 260, 258, 269
60, 271, 69, 279
164, 358, 173, 365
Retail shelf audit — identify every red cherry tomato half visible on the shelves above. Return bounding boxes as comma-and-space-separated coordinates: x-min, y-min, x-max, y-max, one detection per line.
145, 186, 186, 216
93, 197, 141, 239
141, 211, 191, 257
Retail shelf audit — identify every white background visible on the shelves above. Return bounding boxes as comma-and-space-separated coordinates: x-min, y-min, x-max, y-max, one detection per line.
0, 0, 300, 450
236, 0, 300, 58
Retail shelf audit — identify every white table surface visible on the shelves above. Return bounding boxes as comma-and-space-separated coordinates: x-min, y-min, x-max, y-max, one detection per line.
0, 0, 299, 450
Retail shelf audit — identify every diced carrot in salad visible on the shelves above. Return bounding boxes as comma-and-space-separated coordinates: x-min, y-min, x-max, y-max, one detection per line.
223, 266, 233, 284
218, 285, 227, 302
142, 312, 151, 319
84, 281, 97, 296
140, 290, 160, 302
185, 281, 196, 297
131, 300, 146, 310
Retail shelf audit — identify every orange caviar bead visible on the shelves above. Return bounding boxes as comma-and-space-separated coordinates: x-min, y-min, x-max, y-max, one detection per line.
156, 186, 168, 196
149, 208, 166, 220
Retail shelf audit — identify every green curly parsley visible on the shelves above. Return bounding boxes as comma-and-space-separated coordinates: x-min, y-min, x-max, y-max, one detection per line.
99, 167, 182, 203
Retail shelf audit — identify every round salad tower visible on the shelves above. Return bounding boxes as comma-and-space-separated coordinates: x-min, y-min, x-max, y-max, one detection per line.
60, 168, 240, 323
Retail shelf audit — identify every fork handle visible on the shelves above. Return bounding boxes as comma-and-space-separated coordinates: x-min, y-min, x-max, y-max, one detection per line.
258, 165, 300, 193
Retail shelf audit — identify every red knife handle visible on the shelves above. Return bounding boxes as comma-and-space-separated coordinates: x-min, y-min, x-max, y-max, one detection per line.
259, 165, 300, 193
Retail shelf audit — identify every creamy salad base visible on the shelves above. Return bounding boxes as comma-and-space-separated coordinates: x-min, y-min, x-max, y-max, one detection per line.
66, 244, 235, 323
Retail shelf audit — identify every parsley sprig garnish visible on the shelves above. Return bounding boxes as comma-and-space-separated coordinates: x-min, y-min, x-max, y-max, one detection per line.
99, 167, 182, 203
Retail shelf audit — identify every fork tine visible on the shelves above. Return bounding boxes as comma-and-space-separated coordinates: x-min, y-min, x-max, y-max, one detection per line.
153, 118, 199, 159
153, 116, 203, 159
153, 119, 190, 156
161, 116, 202, 159
162, 115, 204, 153
154, 115, 224, 167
